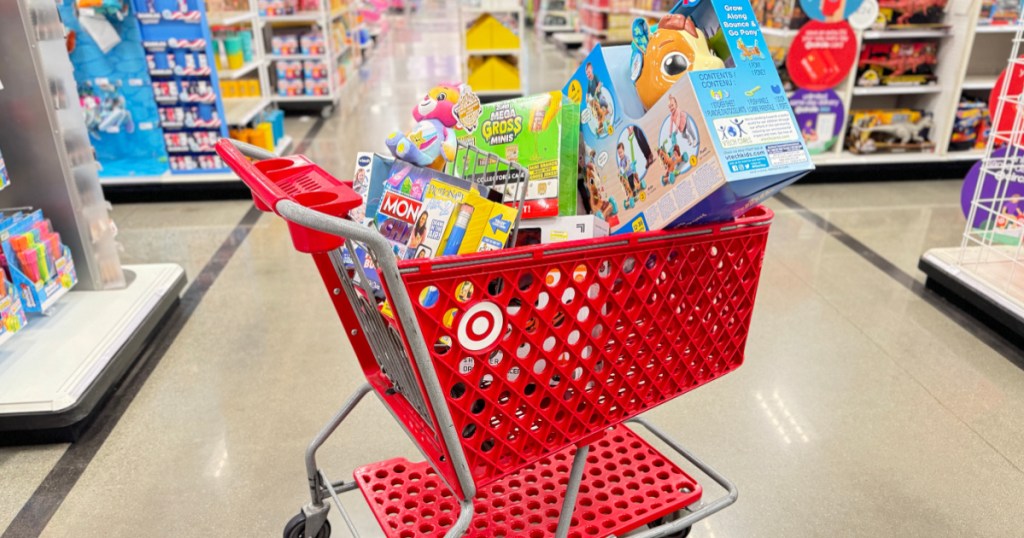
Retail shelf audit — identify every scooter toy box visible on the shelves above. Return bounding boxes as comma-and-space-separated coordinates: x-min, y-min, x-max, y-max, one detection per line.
564, 0, 813, 233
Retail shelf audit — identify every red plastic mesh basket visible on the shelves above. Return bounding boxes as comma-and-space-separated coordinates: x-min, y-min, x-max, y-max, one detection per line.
391, 207, 773, 490
354, 424, 702, 538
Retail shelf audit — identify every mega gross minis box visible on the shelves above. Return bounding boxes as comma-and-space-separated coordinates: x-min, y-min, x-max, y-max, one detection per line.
451, 92, 580, 218
565, 0, 813, 233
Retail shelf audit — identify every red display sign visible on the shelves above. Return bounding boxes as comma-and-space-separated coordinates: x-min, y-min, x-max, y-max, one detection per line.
990, 59, 1024, 147
786, 21, 857, 91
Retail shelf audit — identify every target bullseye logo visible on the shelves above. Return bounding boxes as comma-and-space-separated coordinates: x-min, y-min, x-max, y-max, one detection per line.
457, 301, 504, 352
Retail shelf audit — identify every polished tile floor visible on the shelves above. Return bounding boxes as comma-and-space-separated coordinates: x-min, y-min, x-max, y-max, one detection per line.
3, 4, 1024, 537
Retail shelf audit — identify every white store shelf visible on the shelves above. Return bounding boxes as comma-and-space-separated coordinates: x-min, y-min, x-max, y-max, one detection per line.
101, 171, 237, 184
218, 59, 262, 79
466, 48, 521, 56
268, 53, 329, 60
223, 97, 271, 125
962, 75, 997, 90
274, 94, 338, 102
0, 264, 185, 420
581, 25, 607, 36
862, 28, 950, 40
263, 12, 325, 23
553, 32, 585, 45
207, 10, 257, 25
975, 24, 1020, 34
852, 85, 942, 96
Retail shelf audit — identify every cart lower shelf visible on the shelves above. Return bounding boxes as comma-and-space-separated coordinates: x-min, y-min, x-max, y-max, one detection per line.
354, 424, 702, 538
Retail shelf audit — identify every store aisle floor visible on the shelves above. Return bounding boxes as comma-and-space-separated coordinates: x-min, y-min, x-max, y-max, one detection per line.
4, 5, 1024, 538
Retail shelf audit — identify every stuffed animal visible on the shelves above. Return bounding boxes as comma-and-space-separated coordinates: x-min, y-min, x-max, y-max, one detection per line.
386, 83, 466, 170
630, 15, 725, 110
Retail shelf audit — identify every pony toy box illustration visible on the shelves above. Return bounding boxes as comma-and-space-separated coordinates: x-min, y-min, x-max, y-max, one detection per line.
564, 0, 813, 233
386, 82, 470, 170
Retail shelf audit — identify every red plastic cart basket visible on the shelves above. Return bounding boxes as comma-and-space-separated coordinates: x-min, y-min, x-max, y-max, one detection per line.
217, 139, 772, 538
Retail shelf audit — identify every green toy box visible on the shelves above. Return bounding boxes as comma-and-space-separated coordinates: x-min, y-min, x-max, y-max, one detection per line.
451, 91, 580, 218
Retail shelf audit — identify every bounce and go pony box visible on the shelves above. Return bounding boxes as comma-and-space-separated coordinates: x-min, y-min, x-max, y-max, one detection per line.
564, 0, 812, 233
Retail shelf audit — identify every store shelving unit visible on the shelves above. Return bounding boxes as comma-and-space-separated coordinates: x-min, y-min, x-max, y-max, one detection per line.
211, 0, 273, 130
260, 0, 362, 115
0, 0, 185, 439
459, 1, 527, 99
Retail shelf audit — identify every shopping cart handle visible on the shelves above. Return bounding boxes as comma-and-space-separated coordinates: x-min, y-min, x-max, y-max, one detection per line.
215, 139, 362, 217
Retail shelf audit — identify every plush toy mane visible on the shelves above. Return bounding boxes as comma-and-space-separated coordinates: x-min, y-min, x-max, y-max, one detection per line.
658, 14, 698, 38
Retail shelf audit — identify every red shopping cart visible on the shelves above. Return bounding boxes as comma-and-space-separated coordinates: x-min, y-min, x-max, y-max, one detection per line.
217, 139, 773, 538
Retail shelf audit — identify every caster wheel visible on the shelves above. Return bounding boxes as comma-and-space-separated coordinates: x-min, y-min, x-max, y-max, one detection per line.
321, 106, 334, 118
284, 512, 331, 538
647, 510, 691, 538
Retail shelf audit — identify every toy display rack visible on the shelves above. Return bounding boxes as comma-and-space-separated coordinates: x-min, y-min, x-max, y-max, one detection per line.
261, 0, 361, 115
459, 0, 527, 99
621, 0, 1015, 169
920, 17, 1024, 346
0, 0, 185, 438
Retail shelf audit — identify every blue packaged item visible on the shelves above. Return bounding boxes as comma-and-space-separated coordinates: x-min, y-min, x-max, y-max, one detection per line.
564, 0, 813, 233
264, 109, 285, 143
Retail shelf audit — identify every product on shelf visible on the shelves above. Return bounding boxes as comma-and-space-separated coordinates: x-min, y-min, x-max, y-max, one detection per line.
856, 41, 938, 87
951, 96, 989, 151
450, 91, 580, 218
873, 0, 948, 28
0, 210, 78, 314
565, 0, 812, 231
0, 272, 27, 342
980, 0, 1021, 25
846, 108, 935, 154
133, 0, 229, 173
760, 0, 809, 29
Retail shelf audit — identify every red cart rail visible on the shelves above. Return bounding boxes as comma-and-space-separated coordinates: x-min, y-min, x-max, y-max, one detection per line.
217, 139, 770, 538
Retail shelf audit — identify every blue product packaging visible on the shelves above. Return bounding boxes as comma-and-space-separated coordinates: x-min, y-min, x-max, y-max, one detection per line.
564, 0, 813, 233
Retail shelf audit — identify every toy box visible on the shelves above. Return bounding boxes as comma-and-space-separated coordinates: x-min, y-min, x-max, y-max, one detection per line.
874, 0, 948, 28
514, 215, 609, 246
351, 152, 396, 224
950, 97, 987, 152
564, 0, 813, 232
846, 109, 935, 154
374, 162, 513, 260
451, 92, 581, 218
856, 41, 938, 87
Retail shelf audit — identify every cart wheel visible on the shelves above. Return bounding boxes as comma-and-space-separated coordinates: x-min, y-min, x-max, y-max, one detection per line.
321, 106, 334, 119
283, 512, 331, 538
647, 511, 691, 538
